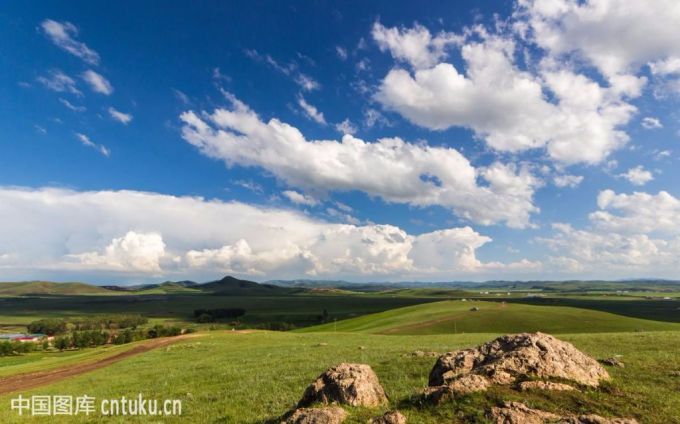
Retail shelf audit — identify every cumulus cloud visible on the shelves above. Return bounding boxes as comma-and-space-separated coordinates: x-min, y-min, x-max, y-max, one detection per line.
40, 19, 100, 65
372, 22, 460, 69
179, 94, 540, 228
70, 231, 166, 272
553, 174, 583, 188
516, 0, 680, 78
297, 95, 326, 125
589, 190, 680, 235
108, 107, 133, 124
540, 189, 680, 276
0, 187, 537, 280
75, 133, 110, 157
619, 166, 653, 186
375, 31, 636, 164
335, 119, 357, 135
82, 70, 113, 95
282, 190, 318, 206
37, 70, 81, 95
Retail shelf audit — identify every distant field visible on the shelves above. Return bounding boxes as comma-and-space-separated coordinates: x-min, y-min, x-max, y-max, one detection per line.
299, 300, 680, 335
0, 330, 678, 423
0, 294, 441, 330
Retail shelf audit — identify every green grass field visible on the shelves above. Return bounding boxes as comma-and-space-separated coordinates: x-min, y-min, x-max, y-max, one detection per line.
298, 300, 680, 334
1, 330, 679, 423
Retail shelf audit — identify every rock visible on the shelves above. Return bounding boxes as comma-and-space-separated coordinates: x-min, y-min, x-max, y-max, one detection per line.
424, 374, 490, 404
490, 401, 561, 424
489, 402, 638, 424
282, 407, 347, 424
669, 370, 680, 377
470, 307, 480, 311
518, 381, 576, 392
369, 410, 407, 424
599, 358, 625, 368
563, 415, 639, 424
429, 332, 609, 388
298, 363, 388, 407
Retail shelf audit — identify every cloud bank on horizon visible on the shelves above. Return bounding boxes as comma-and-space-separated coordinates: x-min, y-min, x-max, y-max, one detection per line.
2, 0, 680, 282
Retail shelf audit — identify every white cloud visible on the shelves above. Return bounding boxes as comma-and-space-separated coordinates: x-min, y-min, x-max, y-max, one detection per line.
75, 133, 110, 157
363, 108, 389, 128
335, 119, 357, 135
70, 231, 166, 272
245, 49, 320, 91
179, 94, 540, 228
553, 174, 583, 188
232, 179, 263, 194
297, 95, 327, 125
641, 117, 662, 129
40, 19, 100, 65
108, 107, 133, 124
540, 189, 680, 277
82, 70, 113, 95
619, 166, 653, 186
282, 190, 318, 206
335, 46, 348, 61
590, 190, 680, 235
516, 0, 680, 78
375, 32, 636, 164
372, 22, 460, 69
0, 187, 536, 279
59, 98, 86, 112
37, 70, 81, 95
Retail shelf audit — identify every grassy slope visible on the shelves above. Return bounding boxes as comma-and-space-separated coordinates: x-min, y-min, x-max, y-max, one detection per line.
0, 282, 115, 296
298, 300, 680, 334
0, 331, 678, 423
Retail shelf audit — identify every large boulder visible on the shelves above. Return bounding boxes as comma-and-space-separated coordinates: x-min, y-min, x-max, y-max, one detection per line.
298, 363, 388, 407
282, 407, 347, 424
369, 410, 407, 424
429, 332, 609, 388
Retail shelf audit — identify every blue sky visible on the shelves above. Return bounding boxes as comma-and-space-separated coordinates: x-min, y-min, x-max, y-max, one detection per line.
1, 1, 680, 283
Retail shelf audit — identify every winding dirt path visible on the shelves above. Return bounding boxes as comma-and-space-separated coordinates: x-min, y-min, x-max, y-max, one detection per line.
0, 334, 201, 395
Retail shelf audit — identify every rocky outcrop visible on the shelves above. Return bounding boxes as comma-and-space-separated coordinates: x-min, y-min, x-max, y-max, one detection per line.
424, 374, 490, 404
369, 410, 407, 424
490, 401, 561, 424
282, 407, 347, 424
489, 402, 639, 424
298, 363, 388, 407
429, 332, 609, 388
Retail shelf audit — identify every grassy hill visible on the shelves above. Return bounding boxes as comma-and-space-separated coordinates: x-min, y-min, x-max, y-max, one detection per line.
299, 300, 680, 334
0, 281, 116, 296
1, 330, 678, 423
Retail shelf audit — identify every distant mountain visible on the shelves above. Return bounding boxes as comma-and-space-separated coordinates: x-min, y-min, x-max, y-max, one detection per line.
200, 275, 303, 295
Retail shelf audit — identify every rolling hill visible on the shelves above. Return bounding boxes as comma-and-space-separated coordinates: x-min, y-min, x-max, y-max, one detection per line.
0, 281, 116, 296
298, 299, 680, 335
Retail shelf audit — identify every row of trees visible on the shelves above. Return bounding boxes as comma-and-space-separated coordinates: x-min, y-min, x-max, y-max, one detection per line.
27, 314, 148, 336
0, 341, 37, 356
51, 325, 184, 351
193, 308, 246, 323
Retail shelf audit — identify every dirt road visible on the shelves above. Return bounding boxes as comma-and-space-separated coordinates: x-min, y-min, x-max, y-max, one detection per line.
0, 334, 200, 395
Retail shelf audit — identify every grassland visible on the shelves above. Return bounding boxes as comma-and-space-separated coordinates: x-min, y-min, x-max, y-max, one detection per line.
0, 294, 441, 330
0, 330, 678, 423
298, 300, 680, 335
